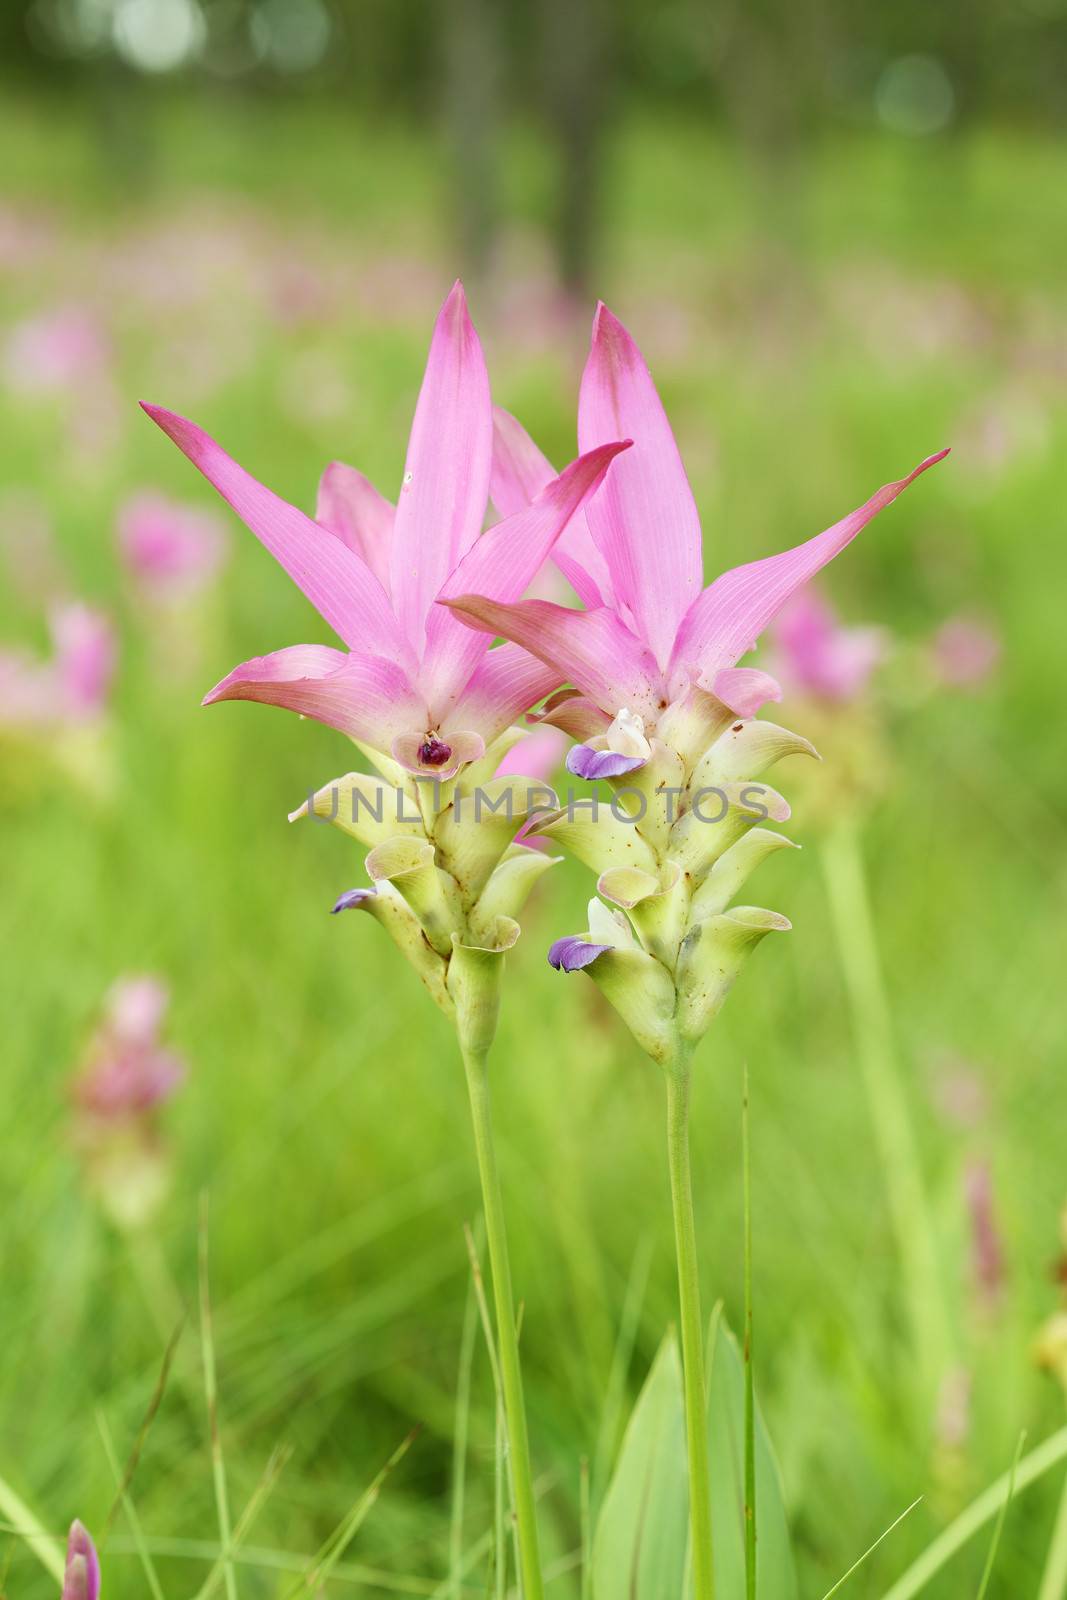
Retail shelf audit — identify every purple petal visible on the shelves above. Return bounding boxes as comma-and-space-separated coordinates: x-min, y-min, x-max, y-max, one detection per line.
548, 935, 612, 972
578, 305, 704, 668
62, 1522, 100, 1600
566, 745, 646, 781
332, 887, 378, 914
141, 404, 408, 663
670, 450, 950, 686
388, 282, 492, 652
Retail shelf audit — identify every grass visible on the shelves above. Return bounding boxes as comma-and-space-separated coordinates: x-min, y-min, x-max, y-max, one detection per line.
1, 88, 1066, 1595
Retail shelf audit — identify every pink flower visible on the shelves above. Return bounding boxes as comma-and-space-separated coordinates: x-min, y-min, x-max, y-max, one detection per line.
0, 603, 115, 729
61, 1521, 100, 1600
446, 305, 946, 747
930, 614, 1001, 689
767, 587, 887, 703
143, 283, 630, 780
3, 306, 108, 395
73, 976, 185, 1120
964, 1158, 1005, 1311
118, 491, 227, 600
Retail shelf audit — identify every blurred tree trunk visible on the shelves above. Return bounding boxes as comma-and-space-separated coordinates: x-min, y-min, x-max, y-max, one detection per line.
541, 0, 611, 298
443, 0, 500, 285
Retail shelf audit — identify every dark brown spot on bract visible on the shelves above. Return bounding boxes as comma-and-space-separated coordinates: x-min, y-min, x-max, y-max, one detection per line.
418, 735, 452, 767
732, 722, 744, 732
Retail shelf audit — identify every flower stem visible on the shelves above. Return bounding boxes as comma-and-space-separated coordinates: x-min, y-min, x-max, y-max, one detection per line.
666, 1054, 715, 1600
461, 1045, 544, 1600
1038, 1461, 1067, 1600
821, 816, 954, 1404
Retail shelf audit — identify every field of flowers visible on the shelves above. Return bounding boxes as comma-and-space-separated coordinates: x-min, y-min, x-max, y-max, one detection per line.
2, 91, 1065, 1597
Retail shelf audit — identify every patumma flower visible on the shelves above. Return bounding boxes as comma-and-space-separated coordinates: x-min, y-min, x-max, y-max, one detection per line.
144, 284, 628, 1043
448, 305, 946, 1061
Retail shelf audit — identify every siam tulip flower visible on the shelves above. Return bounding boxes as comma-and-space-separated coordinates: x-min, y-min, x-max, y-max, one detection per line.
768, 586, 887, 704
71, 976, 185, 1231
0, 601, 116, 802
61, 1521, 100, 1600
142, 284, 627, 1600
118, 491, 227, 602
3, 306, 108, 396
929, 614, 1001, 690
447, 304, 946, 1596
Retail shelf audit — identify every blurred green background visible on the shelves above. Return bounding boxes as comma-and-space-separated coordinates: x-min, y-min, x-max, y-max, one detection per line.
1, 2, 1066, 1595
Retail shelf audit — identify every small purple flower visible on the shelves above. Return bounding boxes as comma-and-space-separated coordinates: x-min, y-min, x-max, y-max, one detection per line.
331, 886, 377, 914
566, 745, 646, 781
548, 936, 611, 972
62, 1520, 100, 1600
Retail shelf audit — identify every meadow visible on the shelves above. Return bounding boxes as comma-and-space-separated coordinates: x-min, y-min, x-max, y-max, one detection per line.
1, 90, 1065, 1596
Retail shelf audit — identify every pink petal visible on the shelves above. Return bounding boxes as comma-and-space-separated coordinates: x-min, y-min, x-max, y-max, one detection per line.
494, 725, 569, 780
671, 450, 949, 689
63, 1522, 100, 1600
711, 667, 783, 717
388, 282, 492, 652
203, 644, 426, 749
493, 407, 612, 608
446, 642, 563, 747
578, 304, 704, 668
424, 439, 630, 718
142, 404, 408, 664
316, 461, 394, 593
491, 405, 555, 514
444, 596, 664, 721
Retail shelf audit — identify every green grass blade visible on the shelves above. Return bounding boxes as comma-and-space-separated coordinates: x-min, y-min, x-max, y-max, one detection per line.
1038, 1464, 1067, 1600
199, 1192, 239, 1600
284, 1428, 419, 1598
448, 1239, 480, 1600
882, 1425, 1067, 1600
95, 1409, 166, 1600
192, 1443, 293, 1600
743, 1064, 756, 1600
975, 1433, 1025, 1600
580, 1455, 591, 1600
0, 1476, 65, 1583
820, 1499, 922, 1599
101, 1316, 183, 1543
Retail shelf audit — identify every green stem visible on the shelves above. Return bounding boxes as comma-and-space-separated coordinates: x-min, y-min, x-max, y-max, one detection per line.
1038, 1463, 1067, 1600
666, 1057, 715, 1600
821, 817, 954, 1402
461, 1046, 544, 1600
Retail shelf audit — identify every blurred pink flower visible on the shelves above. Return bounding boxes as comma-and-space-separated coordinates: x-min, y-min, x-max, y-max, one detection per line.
930, 1053, 989, 1130
118, 491, 227, 601
73, 976, 185, 1121
965, 1158, 1005, 1311
494, 725, 569, 780
769, 587, 887, 703
930, 615, 1002, 689
0, 603, 115, 729
3, 306, 108, 395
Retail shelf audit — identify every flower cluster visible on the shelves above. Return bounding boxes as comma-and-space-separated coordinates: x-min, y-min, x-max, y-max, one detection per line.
446, 305, 946, 1068
146, 283, 627, 1054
